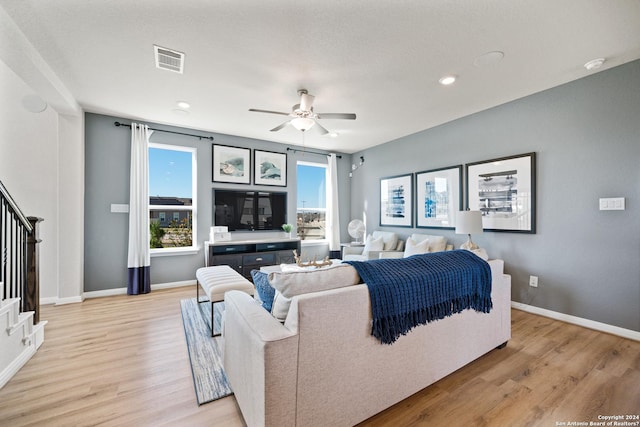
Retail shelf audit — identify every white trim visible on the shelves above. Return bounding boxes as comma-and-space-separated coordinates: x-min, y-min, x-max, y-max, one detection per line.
40, 296, 58, 305
0, 344, 36, 389
300, 239, 329, 247
511, 301, 640, 342
54, 296, 85, 306
148, 142, 198, 253
150, 246, 200, 257
83, 280, 195, 299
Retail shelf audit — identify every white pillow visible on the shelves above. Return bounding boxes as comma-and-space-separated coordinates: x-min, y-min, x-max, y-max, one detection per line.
410, 234, 447, 252
403, 237, 429, 257
362, 235, 384, 257
268, 264, 361, 321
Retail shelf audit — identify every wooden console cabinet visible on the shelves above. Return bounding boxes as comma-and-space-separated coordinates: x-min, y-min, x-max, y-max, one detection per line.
205, 239, 301, 279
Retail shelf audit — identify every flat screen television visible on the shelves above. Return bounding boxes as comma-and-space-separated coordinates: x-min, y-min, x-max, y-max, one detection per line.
213, 189, 287, 231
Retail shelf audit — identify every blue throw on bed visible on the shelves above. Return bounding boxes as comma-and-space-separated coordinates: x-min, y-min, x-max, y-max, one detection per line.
345, 250, 492, 344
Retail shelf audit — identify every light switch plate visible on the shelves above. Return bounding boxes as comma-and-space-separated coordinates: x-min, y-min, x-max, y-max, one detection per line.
110, 203, 129, 213
599, 197, 625, 211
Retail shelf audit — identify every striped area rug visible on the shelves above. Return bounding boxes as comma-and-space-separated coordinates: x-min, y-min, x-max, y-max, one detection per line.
180, 298, 233, 405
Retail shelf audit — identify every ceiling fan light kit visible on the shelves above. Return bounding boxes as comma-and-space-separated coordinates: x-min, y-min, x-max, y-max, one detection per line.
291, 117, 315, 131
249, 89, 356, 135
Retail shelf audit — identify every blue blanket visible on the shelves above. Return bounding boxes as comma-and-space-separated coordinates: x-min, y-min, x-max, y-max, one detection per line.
345, 250, 492, 344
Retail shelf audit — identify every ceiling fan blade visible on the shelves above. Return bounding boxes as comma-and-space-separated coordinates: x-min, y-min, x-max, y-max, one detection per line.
300, 93, 315, 111
316, 113, 356, 120
249, 108, 290, 116
270, 121, 291, 132
313, 120, 330, 135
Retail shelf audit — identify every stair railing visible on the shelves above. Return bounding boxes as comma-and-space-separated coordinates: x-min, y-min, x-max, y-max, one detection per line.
0, 180, 41, 324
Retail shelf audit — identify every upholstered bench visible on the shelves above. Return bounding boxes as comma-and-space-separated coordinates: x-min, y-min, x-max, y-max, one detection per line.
196, 265, 255, 337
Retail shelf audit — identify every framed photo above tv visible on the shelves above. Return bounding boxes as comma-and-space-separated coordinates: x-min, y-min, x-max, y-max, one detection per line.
212, 144, 251, 184
415, 165, 462, 229
466, 152, 536, 233
380, 173, 413, 227
254, 150, 287, 186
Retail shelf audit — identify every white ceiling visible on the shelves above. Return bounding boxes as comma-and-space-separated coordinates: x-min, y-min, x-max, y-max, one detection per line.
2, 1, 640, 154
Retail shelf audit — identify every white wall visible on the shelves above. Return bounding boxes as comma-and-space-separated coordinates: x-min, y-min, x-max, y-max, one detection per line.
0, 7, 85, 304
0, 59, 60, 300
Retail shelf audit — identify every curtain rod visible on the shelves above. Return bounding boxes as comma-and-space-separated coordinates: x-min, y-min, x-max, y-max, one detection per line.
114, 121, 214, 141
286, 147, 342, 159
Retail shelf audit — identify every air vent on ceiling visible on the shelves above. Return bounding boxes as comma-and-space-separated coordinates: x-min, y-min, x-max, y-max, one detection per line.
154, 45, 184, 74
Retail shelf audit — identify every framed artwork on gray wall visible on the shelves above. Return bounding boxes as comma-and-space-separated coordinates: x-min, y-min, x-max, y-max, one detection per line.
465, 152, 536, 233
212, 144, 251, 184
415, 165, 462, 229
380, 173, 413, 227
254, 150, 287, 186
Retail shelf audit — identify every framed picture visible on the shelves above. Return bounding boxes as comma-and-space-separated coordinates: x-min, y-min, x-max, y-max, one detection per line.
415, 165, 462, 229
380, 174, 413, 227
254, 150, 287, 186
212, 144, 251, 184
466, 152, 536, 233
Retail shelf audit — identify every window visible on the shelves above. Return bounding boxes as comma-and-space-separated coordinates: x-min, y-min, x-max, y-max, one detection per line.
296, 161, 327, 241
149, 143, 197, 252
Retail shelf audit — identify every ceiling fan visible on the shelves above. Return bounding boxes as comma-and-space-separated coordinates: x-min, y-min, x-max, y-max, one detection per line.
249, 89, 356, 135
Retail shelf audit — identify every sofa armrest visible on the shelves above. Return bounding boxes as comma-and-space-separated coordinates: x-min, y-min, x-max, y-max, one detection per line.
342, 246, 365, 256
223, 290, 299, 427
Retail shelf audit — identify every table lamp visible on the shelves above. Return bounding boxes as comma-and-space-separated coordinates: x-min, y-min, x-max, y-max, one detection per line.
455, 210, 483, 250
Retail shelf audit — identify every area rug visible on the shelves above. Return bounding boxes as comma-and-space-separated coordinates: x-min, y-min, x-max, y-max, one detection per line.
180, 298, 233, 405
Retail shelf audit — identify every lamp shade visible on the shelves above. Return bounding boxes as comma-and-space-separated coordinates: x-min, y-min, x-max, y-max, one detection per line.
455, 211, 483, 235
291, 117, 315, 131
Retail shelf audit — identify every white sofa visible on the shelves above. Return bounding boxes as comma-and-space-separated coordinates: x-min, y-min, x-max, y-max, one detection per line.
223, 259, 511, 427
342, 230, 404, 261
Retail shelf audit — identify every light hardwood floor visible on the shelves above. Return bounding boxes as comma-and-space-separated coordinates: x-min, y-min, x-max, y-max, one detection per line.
0, 286, 638, 426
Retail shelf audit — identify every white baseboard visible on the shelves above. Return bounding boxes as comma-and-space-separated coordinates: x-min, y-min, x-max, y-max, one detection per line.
83, 280, 195, 299
511, 301, 640, 342
54, 296, 85, 306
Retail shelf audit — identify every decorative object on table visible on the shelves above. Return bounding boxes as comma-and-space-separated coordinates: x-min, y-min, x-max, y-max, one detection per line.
455, 210, 483, 250
281, 223, 293, 238
209, 226, 231, 242
212, 144, 251, 184
293, 249, 333, 268
248, 89, 356, 135
415, 165, 462, 229
180, 298, 233, 405
465, 152, 536, 233
347, 219, 366, 243
254, 149, 287, 186
380, 173, 413, 227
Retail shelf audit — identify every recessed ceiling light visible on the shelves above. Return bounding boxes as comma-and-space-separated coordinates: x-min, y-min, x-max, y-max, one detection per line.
584, 58, 605, 71
177, 101, 190, 109
329, 132, 339, 138
439, 75, 457, 85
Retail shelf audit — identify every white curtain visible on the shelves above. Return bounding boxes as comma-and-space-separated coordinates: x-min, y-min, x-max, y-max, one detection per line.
127, 123, 153, 295
326, 153, 341, 251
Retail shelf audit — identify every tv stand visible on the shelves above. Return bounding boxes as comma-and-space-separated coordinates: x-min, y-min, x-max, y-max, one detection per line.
204, 238, 301, 280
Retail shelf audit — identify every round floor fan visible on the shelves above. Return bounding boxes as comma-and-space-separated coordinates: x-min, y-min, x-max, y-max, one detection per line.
347, 219, 365, 244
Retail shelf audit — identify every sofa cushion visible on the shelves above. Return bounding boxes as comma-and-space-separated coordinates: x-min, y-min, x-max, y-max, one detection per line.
371, 231, 398, 251
362, 235, 384, 257
410, 233, 447, 252
250, 269, 276, 312
268, 263, 360, 298
268, 263, 360, 321
403, 237, 430, 257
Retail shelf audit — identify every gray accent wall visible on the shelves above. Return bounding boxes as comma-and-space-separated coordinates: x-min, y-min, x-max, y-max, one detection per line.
350, 60, 640, 332
84, 113, 351, 292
